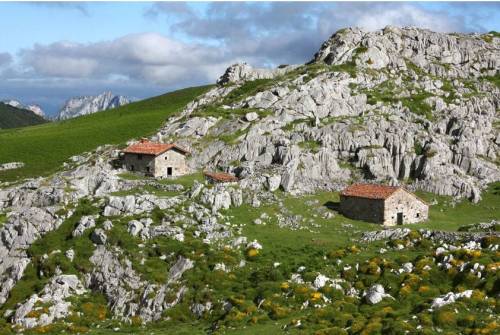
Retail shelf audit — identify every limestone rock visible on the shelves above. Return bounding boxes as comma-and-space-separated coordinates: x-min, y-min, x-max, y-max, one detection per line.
13, 274, 86, 329
72, 215, 97, 237
364, 284, 393, 305
91, 228, 107, 245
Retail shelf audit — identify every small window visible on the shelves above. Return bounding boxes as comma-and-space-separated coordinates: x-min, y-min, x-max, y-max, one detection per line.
130, 165, 135, 171
165, 156, 168, 160
416, 213, 420, 218
138, 154, 143, 160
146, 167, 150, 173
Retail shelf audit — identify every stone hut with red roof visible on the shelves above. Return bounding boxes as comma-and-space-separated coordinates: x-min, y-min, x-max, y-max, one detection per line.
339, 183, 428, 225
122, 139, 189, 178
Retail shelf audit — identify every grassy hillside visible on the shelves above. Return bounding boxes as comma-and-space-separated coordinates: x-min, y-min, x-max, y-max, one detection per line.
0, 85, 212, 182
0, 103, 47, 129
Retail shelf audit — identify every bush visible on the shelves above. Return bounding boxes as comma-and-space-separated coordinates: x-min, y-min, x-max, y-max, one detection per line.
315, 327, 348, 335
434, 309, 457, 328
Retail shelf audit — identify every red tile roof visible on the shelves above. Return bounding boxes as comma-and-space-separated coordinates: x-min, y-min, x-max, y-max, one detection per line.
123, 139, 189, 156
341, 183, 400, 200
204, 171, 239, 183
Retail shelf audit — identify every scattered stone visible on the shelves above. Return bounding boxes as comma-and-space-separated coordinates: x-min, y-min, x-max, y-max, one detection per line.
127, 220, 143, 236
72, 215, 97, 237
431, 290, 473, 309
245, 112, 259, 122
91, 229, 107, 245
364, 284, 393, 305
65, 249, 75, 262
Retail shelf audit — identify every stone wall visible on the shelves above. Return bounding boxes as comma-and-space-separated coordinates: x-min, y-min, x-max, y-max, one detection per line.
154, 149, 189, 178
383, 189, 428, 226
340, 196, 385, 223
123, 153, 155, 176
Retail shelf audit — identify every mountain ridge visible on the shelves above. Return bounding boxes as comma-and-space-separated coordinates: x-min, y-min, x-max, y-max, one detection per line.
1, 99, 45, 118
0, 102, 47, 129
56, 91, 132, 120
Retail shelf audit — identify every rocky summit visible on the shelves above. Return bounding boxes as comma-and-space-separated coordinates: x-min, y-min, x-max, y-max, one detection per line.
157, 26, 500, 202
0, 26, 498, 335
56, 91, 131, 120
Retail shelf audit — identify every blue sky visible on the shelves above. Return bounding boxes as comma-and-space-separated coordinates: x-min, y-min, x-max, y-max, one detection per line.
0, 1, 499, 115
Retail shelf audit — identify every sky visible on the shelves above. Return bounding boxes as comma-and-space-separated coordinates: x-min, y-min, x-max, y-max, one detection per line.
0, 1, 499, 116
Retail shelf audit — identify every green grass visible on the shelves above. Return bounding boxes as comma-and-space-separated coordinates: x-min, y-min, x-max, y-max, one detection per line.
481, 31, 500, 43
0, 85, 212, 182
401, 91, 434, 121
0, 213, 6, 227
298, 140, 321, 153
116, 171, 204, 189
222, 79, 275, 105
415, 182, 500, 231
482, 74, 500, 89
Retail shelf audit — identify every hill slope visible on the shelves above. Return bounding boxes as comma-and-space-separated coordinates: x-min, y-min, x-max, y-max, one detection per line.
0, 27, 498, 335
156, 26, 500, 202
0, 103, 47, 129
0, 85, 212, 182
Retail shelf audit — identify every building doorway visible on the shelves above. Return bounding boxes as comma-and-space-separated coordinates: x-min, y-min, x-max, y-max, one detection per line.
167, 167, 173, 176
397, 212, 404, 225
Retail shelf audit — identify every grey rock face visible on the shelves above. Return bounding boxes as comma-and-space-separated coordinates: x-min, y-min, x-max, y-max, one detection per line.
103, 194, 183, 217
12, 274, 86, 329
156, 26, 499, 200
217, 63, 299, 85
87, 246, 193, 321
167, 256, 194, 283
0, 207, 62, 306
313, 26, 499, 78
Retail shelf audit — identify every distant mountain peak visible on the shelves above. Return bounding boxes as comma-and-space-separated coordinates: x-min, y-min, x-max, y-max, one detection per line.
1, 99, 45, 118
56, 92, 131, 120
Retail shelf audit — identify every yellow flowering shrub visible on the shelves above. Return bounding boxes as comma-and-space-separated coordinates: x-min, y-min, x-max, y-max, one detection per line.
247, 248, 259, 257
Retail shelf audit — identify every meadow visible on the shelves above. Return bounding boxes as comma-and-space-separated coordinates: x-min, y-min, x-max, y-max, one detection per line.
0, 85, 212, 182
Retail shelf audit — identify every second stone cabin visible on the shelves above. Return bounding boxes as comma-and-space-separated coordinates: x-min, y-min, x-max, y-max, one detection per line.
340, 183, 429, 226
122, 139, 189, 178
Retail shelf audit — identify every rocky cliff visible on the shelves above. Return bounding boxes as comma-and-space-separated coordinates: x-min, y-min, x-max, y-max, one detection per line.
56, 91, 131, 120
157, 26, 500, 202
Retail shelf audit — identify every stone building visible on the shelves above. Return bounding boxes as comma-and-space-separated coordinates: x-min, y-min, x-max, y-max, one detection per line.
339, 184, 428, 225
122, 139, 189, 178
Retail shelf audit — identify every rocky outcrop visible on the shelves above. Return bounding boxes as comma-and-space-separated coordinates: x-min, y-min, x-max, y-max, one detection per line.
103, 194, 183, 216
217, 63, 299, 85
86, 246, 193, 321
156, 26, 500, 200
12, 275, 86, 329
313, 26, 499, 78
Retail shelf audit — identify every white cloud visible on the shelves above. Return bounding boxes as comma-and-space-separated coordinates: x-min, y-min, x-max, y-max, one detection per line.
18, 33, 232, 86
317, 3, 467, 36
0, 52, 12, 67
